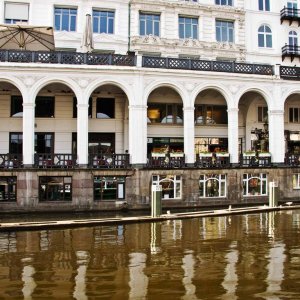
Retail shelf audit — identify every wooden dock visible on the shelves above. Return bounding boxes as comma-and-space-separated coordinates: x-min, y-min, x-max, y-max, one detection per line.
0, 204, 299, 232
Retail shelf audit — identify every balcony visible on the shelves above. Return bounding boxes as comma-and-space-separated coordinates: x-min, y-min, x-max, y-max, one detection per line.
0, 49, 136, 66
195, 153, 230, 168
280, 7, 300, 26
147, 153, 185, 168
34, 153, 77, 168
0, 154, 23, 168
142, 56, 273, 76
89, 153, 130, 169
240, 153, 272, 168
282, 44, 300, 62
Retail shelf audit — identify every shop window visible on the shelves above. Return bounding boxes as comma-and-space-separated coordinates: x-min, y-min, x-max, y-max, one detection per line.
73, 97, 92, 118
35, 96, 55, 118
199, 174, 226, 198
257, 106, 268, 123
96, 98, 115, 119
11, 96, 23, 117
289, 107, 300, 123
0, 177, 17, 202
147, 103, 183, 124
292, 174, 300, 189
195, 105, 227, 125
39, 177, 72, 201
94, 176, 125, 200
152, 175, 182, 199
243, 173, 267, 196
195, 137, 228, 154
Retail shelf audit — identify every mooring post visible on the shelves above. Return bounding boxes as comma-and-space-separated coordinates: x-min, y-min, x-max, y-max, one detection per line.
151, 185, 162, 217
269, 182, 279, 207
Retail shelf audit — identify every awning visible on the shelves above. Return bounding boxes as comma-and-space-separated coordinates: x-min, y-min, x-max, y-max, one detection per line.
0, 24, 55, 51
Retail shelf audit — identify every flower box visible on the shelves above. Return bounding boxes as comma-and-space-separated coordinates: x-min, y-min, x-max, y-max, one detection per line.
170, 153, 184, 158
151, 152, 165, 158
199, 152, 213, 157
258, 152, 271, 157
216, 152, 229, 157
243, 152, 255, 157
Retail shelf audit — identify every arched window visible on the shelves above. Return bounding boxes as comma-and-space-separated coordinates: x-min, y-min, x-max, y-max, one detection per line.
258, 25, 272, 48
199, 174, 226, 198
289, 30, 298, 46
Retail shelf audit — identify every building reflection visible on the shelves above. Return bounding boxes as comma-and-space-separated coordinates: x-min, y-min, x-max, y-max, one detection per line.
129, 253, 148, 299
21, 257, 36, 300
182, 250, 197, 300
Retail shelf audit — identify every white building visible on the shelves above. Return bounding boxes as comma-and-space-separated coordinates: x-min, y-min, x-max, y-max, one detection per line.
0, 0, 299, 209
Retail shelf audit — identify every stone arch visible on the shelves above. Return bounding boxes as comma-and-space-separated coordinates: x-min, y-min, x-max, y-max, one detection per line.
0, 76, 28, 100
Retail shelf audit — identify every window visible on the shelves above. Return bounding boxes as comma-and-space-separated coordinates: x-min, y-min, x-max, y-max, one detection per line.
147, 103, 183, 124
215, 0, 233, 6
258, 106, 268, 123
9, 133, 23, 154
289, 107, 300, 123
289, 31, 298, 46
96, 98, 115, 119
216, 20, 234, 42
11, 96, 23, 117
54, 7, 77, 32
39, 177, 72, 201
258, 25, 272, 48
93, 10, 114, 34
73, 97, 92, 118
292, 174, 300, 189
88, 133, 115, 154
4, 2, 29, 24
36, 96, 55, 118
139, 13, 160, 36
94, 176, 125, 200
195, 105, 228, 125
243, 173, 267, 196
9, 133, 54, 154
0, 177, 17, 202
199, 174, 226, 198
152, 175, 182, 199
287, 1, 298, 16
179, 16, 198, 39
258, 0, 270, 11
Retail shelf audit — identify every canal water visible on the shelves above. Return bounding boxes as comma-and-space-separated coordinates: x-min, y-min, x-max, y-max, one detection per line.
0, 210, 300, 299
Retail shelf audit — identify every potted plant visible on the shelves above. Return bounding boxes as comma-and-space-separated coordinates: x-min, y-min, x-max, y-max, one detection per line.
216, 151, 229, 157
243, 150, 256, 157
199, 151, 213, 157
258, 151, 271, 157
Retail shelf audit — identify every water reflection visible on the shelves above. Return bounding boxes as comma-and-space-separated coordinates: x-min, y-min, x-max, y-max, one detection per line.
0, 210, 300, 299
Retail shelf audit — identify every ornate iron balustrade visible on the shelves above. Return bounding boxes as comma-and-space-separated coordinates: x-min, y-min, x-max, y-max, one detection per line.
280, 65, 300, 80
240, 154, 271, 167
285, 153, 300, 166
34, 153, 77, 168
147, 153, 185, 168
142, 56, 273, 75
195, 154, 230, 168
0, 50, 136, 66
282, 44, 300, 62
89, 153, 130, 169
280, 7, 300, 25
0, 154, 23, 168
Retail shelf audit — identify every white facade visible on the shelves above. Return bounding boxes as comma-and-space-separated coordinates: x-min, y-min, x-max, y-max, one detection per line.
0, 0, 300, 167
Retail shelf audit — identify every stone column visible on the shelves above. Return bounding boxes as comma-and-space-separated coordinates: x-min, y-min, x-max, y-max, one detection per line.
77, 103, 89, 166
183, 107, 195, 166
269, 110, 285, 164
129, 105, 147, 167
23, 102, 35, 166
227, 108, 239, 164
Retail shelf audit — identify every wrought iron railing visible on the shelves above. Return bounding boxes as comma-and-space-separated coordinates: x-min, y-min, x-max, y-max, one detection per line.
34, 153, 77, 168
280, 65, 300, 80
142, 56, 273, 75
285, 153, 300, 166
147, 153, 185, 168
0, 154, 23, 168
195, 154, 230, 168
0, 50, 136, 66
280, 7, 300, 19
89, 153, 130, 169
240, 154, 272, 167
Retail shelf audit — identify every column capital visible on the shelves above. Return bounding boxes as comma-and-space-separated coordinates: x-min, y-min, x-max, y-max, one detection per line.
129, 105, 147, 110
183, 106, 195, 112
269, 110, 284, 116
227, 108, 239, 113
